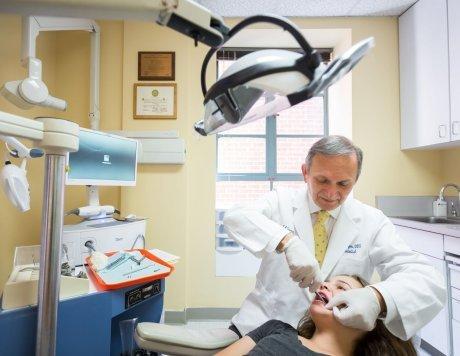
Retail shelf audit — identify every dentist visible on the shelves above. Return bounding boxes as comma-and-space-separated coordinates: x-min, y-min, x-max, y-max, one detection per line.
224, 135, 446, 340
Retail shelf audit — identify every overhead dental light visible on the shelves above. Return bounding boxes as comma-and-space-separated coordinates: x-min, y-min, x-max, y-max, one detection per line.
194, 15, 374, 136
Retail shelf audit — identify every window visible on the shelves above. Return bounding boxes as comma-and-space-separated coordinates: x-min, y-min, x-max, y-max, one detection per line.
215, 48, 330, 275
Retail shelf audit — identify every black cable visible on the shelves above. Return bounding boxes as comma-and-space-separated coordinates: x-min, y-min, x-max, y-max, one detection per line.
201, 14, 315, 96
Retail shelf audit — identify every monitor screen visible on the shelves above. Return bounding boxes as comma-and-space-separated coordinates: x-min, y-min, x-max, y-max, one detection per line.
66, 128, 138, 186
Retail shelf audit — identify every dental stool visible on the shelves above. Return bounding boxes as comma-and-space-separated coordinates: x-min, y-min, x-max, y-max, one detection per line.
135, 322, 239, 355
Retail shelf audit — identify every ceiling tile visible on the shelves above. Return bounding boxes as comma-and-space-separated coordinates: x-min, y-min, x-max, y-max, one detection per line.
197, 0, 418, 17
197, 0, 359, 17
348, 0, 417, 16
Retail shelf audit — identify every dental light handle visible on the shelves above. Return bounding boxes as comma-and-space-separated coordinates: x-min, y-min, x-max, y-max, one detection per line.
42, 95, 67, 111
200, 14, 318, 96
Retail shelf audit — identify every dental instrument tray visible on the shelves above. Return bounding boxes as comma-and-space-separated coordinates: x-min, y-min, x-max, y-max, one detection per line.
85, 249, 174, 291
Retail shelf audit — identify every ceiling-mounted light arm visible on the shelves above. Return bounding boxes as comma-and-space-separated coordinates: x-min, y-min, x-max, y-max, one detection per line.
200, 14, 320, 96
0, 0, 229, 49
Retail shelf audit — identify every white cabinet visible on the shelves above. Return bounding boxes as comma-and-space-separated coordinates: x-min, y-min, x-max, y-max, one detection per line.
453, 319, 460, 356
395, 225, 450, 355
399, 0, 451, 149
420, 254, 450, 355
449, 0, 460, 141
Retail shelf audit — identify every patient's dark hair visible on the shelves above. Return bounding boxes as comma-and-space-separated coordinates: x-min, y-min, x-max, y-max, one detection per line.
297, 276, 417, 356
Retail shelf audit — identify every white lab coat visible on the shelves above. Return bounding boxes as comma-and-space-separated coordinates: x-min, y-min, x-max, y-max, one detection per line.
224, 187, 446, 340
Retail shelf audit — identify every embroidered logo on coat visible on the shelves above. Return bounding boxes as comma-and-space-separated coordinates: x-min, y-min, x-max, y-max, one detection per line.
345, 243, 362, 253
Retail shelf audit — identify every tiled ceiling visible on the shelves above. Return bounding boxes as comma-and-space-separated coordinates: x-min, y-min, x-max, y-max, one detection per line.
196, 0, 418, 17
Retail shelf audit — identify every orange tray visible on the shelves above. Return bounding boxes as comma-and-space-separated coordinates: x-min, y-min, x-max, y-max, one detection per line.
85, 249, 174, 291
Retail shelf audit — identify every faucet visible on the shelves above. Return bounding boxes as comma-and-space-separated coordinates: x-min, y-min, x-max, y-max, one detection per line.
438, 183, 460, 217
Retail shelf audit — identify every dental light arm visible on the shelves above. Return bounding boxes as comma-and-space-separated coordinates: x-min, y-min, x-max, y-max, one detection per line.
0, 0, 229, 48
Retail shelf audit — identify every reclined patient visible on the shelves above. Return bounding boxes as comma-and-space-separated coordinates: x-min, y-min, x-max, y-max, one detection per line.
216, 275, 416, 356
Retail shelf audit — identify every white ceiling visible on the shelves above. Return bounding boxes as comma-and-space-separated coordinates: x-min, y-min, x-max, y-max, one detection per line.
196, 0, 418, 17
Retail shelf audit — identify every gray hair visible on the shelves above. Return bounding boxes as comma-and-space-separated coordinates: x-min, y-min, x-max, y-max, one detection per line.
306, 135, 363, 179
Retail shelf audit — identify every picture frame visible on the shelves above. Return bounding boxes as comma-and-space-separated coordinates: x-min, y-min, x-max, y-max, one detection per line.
138, 52, 175, 81
133, 83, 177, 119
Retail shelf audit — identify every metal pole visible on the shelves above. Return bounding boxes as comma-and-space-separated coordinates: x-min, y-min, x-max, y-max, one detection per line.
35, 154, 66, 356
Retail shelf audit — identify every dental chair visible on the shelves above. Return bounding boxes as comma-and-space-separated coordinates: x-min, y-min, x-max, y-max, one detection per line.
135, 322, 239, 355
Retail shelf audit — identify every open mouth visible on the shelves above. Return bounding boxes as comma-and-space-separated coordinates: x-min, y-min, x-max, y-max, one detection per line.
314, 291, 330, 304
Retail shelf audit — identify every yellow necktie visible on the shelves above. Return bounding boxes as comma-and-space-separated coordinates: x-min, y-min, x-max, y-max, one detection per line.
314, 210, 330, 266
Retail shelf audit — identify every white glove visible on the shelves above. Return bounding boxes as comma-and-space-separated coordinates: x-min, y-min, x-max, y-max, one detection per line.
284, 235, 322, 292
325, 286, 381, 331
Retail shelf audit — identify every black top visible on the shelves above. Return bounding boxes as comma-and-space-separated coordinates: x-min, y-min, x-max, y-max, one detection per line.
246, 320, 326, 355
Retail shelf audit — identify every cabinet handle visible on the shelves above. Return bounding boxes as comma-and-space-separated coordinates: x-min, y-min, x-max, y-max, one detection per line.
439, 125, 447, 138
452, 121, 460, 136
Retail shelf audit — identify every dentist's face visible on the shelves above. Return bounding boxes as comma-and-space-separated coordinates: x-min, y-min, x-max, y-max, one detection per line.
302, 153, 358, 211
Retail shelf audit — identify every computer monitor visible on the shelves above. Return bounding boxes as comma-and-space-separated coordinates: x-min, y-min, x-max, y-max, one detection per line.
66, 128, 138, 186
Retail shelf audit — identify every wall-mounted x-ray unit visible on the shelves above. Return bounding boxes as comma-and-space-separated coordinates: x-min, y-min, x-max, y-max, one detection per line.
109, 131, 186, 165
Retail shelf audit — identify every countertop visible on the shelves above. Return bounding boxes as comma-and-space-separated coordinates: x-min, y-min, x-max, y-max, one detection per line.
390, 217, 460, 238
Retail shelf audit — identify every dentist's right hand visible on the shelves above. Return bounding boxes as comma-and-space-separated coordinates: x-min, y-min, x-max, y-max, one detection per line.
282, 234, 323, 292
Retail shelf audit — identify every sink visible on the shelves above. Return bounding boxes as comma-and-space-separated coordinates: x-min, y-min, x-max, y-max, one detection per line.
393, 216, 460, 224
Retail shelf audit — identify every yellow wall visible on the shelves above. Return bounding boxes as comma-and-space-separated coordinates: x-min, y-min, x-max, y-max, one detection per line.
0, 16, 121, 291
1, 13, 457, 310
440, 148, 460, 185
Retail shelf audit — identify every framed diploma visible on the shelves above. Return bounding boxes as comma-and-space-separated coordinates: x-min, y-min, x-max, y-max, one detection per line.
133, 83, 177, 119
138, 52, 175, 81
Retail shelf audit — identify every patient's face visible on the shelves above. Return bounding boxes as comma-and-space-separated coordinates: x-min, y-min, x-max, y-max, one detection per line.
309, 275, 364, 326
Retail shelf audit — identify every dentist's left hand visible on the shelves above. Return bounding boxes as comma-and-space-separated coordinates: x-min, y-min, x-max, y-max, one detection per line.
325, 286, 381, 331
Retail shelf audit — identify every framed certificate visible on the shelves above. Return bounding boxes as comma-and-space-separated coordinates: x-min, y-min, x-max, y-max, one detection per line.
138, 52, 175, 81
133, 83, 177, 119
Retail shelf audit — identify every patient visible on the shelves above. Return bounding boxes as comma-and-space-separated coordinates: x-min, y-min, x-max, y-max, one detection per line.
216, 275, 416, 355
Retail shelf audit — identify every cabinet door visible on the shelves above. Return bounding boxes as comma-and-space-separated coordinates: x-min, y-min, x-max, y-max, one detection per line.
453, 319, 460, 356
449, 0, 460, 140
399, 0, 450, 148
419, 254, 450, 355
395, 225, 444, 259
